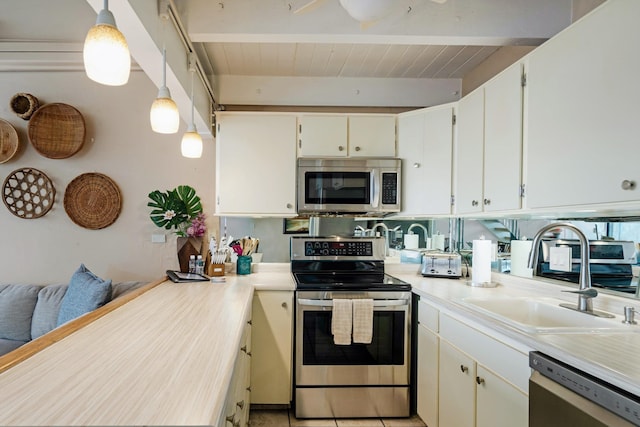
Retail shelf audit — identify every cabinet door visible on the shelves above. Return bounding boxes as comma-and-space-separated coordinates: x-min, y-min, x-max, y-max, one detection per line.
250, 291, 293, 404
397, 106, 454, 216
216, 114, 297, 215
298, 115, 348, 157
484, 62, 523, 212
455, 88, 484, 215
439, 340, 475, 427
525, 0, 640, 208
348, 115, 396, 157
476, 366, 528, 427
417, 324, 439, 427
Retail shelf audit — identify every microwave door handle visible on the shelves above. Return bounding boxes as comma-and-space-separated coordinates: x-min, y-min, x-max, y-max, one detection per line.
297, 298, 409, 307
371, 171, 379, 208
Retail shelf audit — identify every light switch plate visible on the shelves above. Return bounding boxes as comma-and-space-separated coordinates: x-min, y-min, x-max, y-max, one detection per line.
550, 246, 572, 272
151, 234, 166, 243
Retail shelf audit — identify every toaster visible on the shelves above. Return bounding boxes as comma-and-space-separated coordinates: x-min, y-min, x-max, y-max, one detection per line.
421, 251, 462, 278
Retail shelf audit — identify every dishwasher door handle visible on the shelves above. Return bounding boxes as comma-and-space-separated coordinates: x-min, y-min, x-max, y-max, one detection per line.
297, 298, 408, 308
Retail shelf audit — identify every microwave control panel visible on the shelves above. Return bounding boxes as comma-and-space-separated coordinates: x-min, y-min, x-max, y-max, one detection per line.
381, 172, 398, 205
304, 241, 373, 257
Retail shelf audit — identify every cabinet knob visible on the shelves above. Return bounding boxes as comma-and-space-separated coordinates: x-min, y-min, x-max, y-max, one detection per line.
471, 200, 478, 207
286, 203, 293, 209
338, 145, 345, 151
413, 162, 420, 168
483, 198, 491, 205
621, 180, 636, 190
460, 365, 468, 373
355, 146, 361, 152
282, 302, 288, 308
476, 376, 485, 385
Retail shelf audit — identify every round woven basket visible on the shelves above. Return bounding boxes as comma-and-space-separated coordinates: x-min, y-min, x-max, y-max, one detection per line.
0, 119, 19, 164
64, 173, 122, 230
2, 167, 56, 219
28, 103, 85, 159
9, 93, 39, 120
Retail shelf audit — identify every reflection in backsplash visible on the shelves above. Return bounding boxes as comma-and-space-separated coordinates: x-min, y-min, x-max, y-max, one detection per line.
222, 215, 640, 299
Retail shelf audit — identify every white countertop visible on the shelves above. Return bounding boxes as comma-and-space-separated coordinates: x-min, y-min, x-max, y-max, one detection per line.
385, 263, 640, 397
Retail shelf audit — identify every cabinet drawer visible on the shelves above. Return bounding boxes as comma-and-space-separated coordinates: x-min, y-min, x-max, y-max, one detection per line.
418, 300, 439, 333
439, 313, 530, 393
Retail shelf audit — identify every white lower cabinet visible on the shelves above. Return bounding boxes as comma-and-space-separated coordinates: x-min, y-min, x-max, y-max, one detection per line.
250, 291, 293, 405
417, 300, 531, 427
218, 312, 252, 426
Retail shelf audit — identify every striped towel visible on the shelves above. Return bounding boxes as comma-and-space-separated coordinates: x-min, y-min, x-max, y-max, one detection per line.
331, 299, 352, 345
352, 299, 374, 344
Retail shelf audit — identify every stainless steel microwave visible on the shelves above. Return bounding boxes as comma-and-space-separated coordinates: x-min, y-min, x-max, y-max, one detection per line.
297, 158, 401, 216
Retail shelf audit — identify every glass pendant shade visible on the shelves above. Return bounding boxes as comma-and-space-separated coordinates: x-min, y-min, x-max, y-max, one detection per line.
150, 86, 180, 134
181, 125, 203, 158
83, 6, 130, 86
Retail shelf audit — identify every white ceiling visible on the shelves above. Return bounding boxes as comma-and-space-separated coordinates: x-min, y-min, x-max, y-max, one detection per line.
0, 0, 605, 110
175, 0, 602, 108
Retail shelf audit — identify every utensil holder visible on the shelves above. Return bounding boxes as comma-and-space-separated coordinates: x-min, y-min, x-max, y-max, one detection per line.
237, 255, 252, 275
208, 263, 225, 277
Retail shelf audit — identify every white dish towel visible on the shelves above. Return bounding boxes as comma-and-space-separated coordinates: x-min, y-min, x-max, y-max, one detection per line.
352, 299, 374, 344
331, 299, 352, 345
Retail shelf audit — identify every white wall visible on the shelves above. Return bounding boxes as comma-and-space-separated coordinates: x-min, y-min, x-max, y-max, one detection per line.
0, 69, 215, 285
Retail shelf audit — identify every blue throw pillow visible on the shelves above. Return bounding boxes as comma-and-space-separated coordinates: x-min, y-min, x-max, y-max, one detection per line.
57, 264, 112, 327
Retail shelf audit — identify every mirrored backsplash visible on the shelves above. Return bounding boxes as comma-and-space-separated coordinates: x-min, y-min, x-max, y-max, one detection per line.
221, 216, 640, 299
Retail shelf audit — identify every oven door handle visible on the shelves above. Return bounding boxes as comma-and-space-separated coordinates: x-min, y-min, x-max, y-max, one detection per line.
297, 298, 409, 308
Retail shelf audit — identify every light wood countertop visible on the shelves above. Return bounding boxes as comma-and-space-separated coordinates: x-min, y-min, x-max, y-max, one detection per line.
0, 279, 254, 426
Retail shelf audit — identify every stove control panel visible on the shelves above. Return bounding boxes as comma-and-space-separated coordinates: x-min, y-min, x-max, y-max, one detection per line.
304, 240, 373, 257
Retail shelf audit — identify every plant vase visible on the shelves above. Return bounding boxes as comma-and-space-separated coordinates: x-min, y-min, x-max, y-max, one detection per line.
176, 236, 203, 273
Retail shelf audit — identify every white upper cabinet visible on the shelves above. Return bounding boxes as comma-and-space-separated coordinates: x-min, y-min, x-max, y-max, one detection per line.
455, 88, 485, 215
397, 105, 455, 216
525, 0, 640, 209
215, 113, 297, 216
298, 114, 396, 157
348, 115, 396, 157
483, 62, 524, 212
298, 115, 348, 157
455, 61, 524, 215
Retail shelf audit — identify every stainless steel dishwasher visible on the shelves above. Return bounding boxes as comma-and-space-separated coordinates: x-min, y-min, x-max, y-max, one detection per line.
529, 351, 640, 426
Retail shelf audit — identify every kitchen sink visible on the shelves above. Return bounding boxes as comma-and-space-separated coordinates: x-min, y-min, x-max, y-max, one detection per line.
459, 297, 633, 334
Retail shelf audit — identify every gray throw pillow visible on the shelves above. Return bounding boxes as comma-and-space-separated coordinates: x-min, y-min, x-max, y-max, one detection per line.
0, 284, 41, 341
57, 264, 112, 327
31, 284, 68, 339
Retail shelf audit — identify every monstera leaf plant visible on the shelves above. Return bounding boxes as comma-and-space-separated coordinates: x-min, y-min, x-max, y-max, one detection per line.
148, 185, 203, 237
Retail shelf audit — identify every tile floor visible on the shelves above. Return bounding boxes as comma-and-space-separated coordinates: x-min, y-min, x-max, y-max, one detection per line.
249, 409, 426, 427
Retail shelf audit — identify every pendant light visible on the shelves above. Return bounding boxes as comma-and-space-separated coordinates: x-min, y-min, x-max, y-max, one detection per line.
83, 0, 131, 86
181, 69, 203, 158
150, 47, 179, 133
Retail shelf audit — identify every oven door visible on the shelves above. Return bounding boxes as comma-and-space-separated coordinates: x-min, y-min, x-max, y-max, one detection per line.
295, 291, 410, 387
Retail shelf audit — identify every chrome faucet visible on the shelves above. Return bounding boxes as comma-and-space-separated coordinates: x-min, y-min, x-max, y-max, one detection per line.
407, 223, 429, 247
371, 223, 390, 256
527, 222, 613, 318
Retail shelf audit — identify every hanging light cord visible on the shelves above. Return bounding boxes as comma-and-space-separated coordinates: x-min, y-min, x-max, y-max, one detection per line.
189, 69, 195, 128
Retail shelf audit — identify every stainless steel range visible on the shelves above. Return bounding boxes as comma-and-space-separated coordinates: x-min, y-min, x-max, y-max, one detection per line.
291, 236, 412, 419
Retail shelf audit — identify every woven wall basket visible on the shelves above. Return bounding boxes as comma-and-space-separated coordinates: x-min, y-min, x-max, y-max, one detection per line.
9, 93, 39, 120
64, 173, 122, 230
28, 103, 85, 159
0, 119, 19, 164
2, 167, 56, 219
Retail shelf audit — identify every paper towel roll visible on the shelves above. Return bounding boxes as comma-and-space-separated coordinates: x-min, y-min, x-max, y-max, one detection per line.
404, 234, 419, 250
472, 239, 493, 284
510, 239, 533, 278
433, 234, 445, 251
